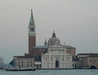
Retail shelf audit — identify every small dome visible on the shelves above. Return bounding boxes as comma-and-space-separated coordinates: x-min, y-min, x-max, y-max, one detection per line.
48, 32, 60, 46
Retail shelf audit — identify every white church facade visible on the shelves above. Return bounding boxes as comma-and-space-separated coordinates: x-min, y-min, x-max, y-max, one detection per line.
42, 32, 73, 68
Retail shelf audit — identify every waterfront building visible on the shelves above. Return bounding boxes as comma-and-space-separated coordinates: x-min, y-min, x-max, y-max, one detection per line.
13, 56, 34, 69
78, 53, 98, 69
42, 32, 73, 68
65, 45, 76, 57
72, 56, 80, 68
12, 9, 76, 69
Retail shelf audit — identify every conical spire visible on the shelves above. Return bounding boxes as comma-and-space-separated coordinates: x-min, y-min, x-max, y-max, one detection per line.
52, 31, 56, 37
29, 9, 35, 25
44, 38, 48, 46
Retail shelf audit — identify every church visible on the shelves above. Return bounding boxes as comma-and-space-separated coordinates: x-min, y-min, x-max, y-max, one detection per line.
12, 10, 76, 69
42, 32, 73, 68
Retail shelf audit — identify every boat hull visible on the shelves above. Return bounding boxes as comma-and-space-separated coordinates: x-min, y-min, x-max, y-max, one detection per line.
6, 69, 36, 71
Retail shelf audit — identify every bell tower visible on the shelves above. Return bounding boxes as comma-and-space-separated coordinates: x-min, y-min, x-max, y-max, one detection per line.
28, 9, 36, 54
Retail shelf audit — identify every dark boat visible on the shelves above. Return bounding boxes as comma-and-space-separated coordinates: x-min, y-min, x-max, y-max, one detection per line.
6, 68, 36, 71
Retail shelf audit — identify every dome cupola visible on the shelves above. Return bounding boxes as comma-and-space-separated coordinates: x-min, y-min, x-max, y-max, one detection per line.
48, 31, 60, 46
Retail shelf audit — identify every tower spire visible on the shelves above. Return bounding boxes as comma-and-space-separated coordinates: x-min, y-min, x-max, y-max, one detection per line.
29, 9, 35, 26
44, 38, 48, 46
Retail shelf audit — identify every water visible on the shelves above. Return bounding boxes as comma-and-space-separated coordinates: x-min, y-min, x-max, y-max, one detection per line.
0, 69, 98, 75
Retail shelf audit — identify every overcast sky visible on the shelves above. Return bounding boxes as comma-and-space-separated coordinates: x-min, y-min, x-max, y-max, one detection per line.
0, 0, 98, 63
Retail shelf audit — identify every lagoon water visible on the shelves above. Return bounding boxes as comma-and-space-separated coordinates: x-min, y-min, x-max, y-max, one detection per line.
0, 69, 98, 75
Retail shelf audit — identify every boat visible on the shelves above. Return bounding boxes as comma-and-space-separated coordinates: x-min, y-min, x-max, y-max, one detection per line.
6, 68, 36, 71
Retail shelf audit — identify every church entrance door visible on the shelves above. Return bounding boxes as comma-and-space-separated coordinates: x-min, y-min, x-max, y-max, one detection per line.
55, 60, 59, 68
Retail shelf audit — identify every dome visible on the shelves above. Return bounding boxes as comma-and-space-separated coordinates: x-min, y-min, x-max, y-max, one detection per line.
48, 32, 60, 46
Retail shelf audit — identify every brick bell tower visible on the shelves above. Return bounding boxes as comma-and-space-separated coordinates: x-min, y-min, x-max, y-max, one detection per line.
28, 9, 36, 54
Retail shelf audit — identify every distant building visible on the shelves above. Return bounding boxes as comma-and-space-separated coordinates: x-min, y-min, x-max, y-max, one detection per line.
65, 45, 76, 57
72, 56, 80, 68
12, 9, 76, 69
42, 32, 73, 68
13, 56, 34, 69
78, 53, 98, 69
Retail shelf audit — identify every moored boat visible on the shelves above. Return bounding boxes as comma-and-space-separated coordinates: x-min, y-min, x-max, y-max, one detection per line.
6, 68, 36, 71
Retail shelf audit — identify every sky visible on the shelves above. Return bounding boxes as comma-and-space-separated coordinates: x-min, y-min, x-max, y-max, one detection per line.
0, 0, 98, 63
